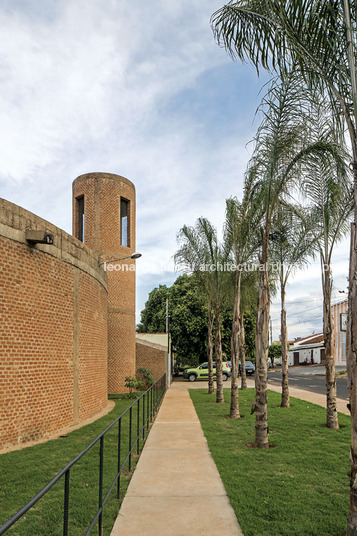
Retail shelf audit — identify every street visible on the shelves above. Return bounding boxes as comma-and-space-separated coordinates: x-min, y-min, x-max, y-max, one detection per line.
268, 365, 348, 400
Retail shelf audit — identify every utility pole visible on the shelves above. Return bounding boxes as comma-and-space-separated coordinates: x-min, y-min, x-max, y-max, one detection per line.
166, 298, 171, 385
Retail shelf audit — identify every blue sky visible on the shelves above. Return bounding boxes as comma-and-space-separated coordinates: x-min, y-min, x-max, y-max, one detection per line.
0, 0, 349, 341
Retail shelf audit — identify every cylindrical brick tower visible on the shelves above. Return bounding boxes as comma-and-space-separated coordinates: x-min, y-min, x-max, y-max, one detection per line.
72, 172, 137, 393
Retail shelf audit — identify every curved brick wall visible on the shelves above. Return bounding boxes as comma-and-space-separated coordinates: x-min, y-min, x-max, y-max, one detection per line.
73, 173, 137, 393
0, 198, 108, 449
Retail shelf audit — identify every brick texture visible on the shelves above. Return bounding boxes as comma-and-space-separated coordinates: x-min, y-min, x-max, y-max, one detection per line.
73, 173, 137, 393
1, 169, 138, 450
136, 340, 168, 383
0, 198, 108, 449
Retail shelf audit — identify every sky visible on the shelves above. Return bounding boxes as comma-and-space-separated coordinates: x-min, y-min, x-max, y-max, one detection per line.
0, 0, 350, 342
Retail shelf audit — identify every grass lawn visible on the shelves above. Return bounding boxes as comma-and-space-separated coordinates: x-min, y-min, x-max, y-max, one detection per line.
190, 388, 350, 536
0, 397, 150, 536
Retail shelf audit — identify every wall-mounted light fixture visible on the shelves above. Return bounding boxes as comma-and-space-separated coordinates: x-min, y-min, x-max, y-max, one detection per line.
26, 230, 54, 245
98, 252, 142, 267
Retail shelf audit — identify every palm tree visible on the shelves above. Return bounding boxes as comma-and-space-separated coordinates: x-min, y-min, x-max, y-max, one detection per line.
211, 1, 357, 524
239, 270, 260, 390
175, 218, 227, 403
241, 72, 342, 445
243, 74, 312, 448
224, 187, 260, 418
299, 138, 353, 429
269, 202, 317, 407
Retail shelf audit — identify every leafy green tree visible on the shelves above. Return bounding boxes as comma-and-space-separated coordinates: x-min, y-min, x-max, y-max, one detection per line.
137, 284, 168, 333
137, 275, 208, 366
268, 342, 282, 368
242, 310, 256, 359
239, 271, 259, 385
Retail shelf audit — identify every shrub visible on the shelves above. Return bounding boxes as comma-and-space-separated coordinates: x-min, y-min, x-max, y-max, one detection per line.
124, 376, 144, 398
137, 367, 154, 388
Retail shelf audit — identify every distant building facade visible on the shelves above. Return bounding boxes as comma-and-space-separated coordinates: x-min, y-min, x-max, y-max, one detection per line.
287, 299, 348, 367
288, 333, 325, 366
332, 299, 347, 365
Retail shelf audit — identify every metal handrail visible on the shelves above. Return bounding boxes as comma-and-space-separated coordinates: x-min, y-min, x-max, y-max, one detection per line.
0, 373, 166, 536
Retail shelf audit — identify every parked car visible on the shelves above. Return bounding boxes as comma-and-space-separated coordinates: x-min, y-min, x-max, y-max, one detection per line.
183, 361, 232, 382
228, 361, 255, 376
240, 360, 255, 375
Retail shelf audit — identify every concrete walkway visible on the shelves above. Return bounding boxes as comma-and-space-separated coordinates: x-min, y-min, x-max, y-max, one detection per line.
111, 379, 350, 536
110, 381, 244, 536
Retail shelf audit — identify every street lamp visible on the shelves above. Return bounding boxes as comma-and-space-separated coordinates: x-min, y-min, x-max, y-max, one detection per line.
98, 252, 142, 267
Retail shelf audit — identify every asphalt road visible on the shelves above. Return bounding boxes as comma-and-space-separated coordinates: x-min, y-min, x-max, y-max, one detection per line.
268, 365, 348, 400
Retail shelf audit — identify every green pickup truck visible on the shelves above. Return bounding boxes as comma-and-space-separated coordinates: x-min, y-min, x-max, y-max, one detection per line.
183, 361, 232, 382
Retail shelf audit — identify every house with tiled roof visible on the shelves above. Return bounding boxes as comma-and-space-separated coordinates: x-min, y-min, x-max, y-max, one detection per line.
288, 333, 325, 366
287, 299, 348, 366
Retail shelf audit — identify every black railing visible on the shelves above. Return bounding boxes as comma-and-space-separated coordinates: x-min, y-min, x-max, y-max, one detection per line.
0, 374, 166, 536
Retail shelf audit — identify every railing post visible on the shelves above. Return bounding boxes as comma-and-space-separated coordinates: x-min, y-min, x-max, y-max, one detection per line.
137, 398, 140, 455
142, 395, 145, 441
117, 418, 121, 500
150, 387, 153, 421
63, 469, 70, 536
147, 390, 149, 430
129, 407, 132, 472
98, 437, 104, 536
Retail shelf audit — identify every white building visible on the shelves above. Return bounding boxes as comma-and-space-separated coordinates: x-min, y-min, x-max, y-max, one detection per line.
287, 299, 348, 366
332, 299, 347, 365
288, 333, 325, 366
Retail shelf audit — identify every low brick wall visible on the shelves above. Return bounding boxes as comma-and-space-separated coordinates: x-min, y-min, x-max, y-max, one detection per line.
136, 339, 168, 383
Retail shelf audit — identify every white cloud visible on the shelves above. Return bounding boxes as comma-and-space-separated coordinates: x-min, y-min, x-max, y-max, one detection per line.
2, 0, 348, 335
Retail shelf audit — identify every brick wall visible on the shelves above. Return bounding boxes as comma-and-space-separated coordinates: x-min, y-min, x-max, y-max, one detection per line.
0, 199, 108, 450
136, 340, 168, 383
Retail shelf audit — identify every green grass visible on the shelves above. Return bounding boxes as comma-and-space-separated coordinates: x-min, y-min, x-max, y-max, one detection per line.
0, 397, 151, 536
190, 389, 350, 536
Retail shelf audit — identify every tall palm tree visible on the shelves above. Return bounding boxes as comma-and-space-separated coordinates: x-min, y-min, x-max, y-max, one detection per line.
224, 186, 260, 418
299, 141, 353, 429
238, 269, 260, 389
211, 1, 357, 525
270, 202, 317, 407
242, 72, 341, 445
175, 218, 227, 403
244, 74, 312, 448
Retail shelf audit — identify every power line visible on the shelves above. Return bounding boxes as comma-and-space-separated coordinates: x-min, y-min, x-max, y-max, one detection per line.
271, 297, 345, 323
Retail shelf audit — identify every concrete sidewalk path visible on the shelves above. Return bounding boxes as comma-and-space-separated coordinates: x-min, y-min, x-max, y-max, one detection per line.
110, 382, 244, 536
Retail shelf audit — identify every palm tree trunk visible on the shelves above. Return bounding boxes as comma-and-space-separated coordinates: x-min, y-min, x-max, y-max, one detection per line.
280, 283, 290, 408
215, 305, 224, 404
230, 269, 241, 418
347, 221, 357, 535
240, 313, 248, 390
255, 227, 270, 448
322, 258, 339, 430
207, 307, 214, 395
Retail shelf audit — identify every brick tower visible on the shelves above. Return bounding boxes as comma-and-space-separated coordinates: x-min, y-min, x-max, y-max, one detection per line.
72, 172, 137, 393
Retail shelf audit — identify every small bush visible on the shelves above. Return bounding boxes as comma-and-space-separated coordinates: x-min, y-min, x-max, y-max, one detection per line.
124, 376, 144, 398
136, 367, 154, 388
